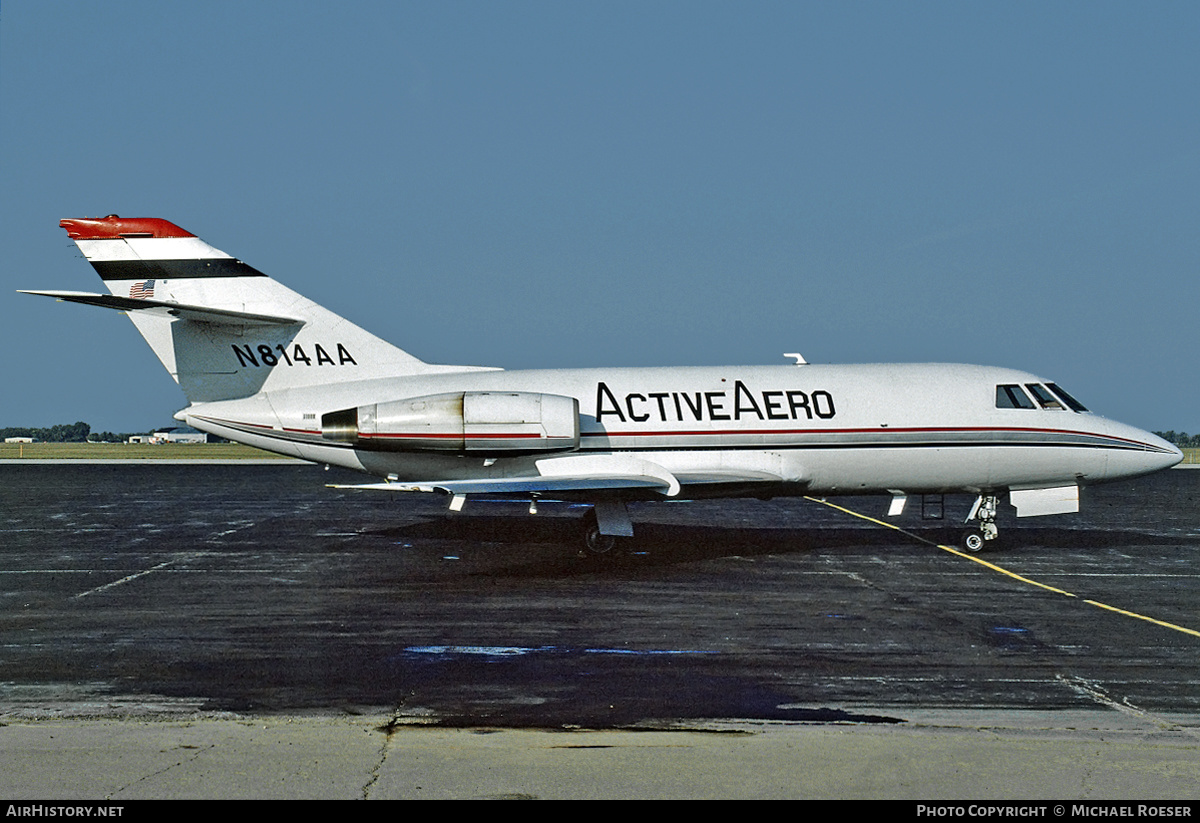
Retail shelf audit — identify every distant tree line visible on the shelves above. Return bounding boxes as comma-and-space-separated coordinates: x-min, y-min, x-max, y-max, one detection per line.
2, 422, 141, 443
2, 422, 94, 442
3, 422, 228, 444
1154, 431, 1200, 449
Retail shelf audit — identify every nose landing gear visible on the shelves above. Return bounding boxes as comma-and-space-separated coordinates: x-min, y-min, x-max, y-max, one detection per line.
962, 494, 1001, 552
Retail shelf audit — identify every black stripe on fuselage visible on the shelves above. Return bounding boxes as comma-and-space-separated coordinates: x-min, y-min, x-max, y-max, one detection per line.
89, 259, 267, 280
574, 441, 1161, 454
202, 418, 1166, 456
576, 431, 1169, 454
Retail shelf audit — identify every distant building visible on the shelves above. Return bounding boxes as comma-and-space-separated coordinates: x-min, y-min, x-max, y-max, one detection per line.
4, 437, 34, 443
143, 427, 208, 444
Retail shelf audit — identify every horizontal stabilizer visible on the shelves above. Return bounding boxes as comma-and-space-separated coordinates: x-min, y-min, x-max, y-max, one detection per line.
18, 290, 304, 327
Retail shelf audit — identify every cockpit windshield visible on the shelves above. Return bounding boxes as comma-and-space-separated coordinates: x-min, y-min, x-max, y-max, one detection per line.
995, 383, 1089, 413
1046, 383, 1088, 413
995, 384, 1035, 409
1025, 383, 1063, 410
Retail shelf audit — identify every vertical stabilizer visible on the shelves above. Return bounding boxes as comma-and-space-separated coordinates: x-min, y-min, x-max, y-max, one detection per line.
55, 216, 469, 402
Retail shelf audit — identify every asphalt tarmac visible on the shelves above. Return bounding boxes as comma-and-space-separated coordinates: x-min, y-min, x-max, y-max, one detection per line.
2, 463, 1199, 799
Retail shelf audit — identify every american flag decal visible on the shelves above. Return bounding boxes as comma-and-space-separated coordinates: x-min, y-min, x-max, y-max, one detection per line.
129, 279, 155, 299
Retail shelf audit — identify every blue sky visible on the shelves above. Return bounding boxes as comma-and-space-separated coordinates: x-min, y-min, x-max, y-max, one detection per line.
2, 1, 1196, 434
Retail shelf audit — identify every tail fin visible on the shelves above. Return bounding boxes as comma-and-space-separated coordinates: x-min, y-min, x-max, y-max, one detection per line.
31, 216, 472, 403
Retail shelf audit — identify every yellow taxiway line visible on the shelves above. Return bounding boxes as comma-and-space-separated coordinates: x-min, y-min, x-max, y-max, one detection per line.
804, 496, 1200, 639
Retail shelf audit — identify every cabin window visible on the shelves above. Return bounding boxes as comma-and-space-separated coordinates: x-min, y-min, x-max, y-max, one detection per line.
995, 384, 1035, 409
1025, 383, 1064, 410
1046, 383, 1088, 413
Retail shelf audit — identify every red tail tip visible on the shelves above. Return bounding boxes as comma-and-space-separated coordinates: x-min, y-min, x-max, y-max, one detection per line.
59, 216, 195, 240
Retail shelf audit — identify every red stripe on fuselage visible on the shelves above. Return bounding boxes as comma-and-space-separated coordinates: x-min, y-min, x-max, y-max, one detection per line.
582, 425, 1158, 449
196, 415, 1165, 454
361, 432, 545, 440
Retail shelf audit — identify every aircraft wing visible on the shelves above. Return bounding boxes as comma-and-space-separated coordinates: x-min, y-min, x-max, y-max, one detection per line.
18, 290, 304, 327
332, 453, 688, 497
330, 454, 794, 497
331, 475, 671, 495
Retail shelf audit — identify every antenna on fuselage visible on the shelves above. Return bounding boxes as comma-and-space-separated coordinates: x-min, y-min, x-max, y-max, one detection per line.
783, 353, 808, 365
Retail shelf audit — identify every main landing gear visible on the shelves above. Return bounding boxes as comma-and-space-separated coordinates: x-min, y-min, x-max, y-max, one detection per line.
582, 512, 618, 555
580, 501, 633, 557
961, 494, 1000, 552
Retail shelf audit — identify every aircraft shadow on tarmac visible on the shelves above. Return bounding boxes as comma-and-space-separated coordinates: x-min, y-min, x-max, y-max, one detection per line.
363, 509, 1192, 571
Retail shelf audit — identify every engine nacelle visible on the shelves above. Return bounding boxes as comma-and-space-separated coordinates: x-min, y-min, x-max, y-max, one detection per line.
321, 391, 580, 454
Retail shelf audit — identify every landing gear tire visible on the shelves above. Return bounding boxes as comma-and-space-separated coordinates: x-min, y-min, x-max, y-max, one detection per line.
961, 529, 986, 553
582, 512, 618, 556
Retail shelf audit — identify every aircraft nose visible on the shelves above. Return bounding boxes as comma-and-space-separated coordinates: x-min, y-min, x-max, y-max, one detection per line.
1159, 437, 1185, 469
1104, 422, 1183, 480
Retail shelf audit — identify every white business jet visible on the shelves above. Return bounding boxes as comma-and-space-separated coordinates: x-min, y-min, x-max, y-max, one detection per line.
22, 216, 1182, 554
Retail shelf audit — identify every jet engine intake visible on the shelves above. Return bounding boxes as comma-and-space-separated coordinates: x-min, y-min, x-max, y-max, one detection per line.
321, 391, 580, 454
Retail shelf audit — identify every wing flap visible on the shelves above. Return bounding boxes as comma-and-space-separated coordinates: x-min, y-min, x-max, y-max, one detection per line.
673, 469, 785, 485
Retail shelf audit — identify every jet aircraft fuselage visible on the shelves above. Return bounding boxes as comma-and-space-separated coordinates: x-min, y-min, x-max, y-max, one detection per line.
183, 362, 1177, 501
23, 215, 1182, 553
